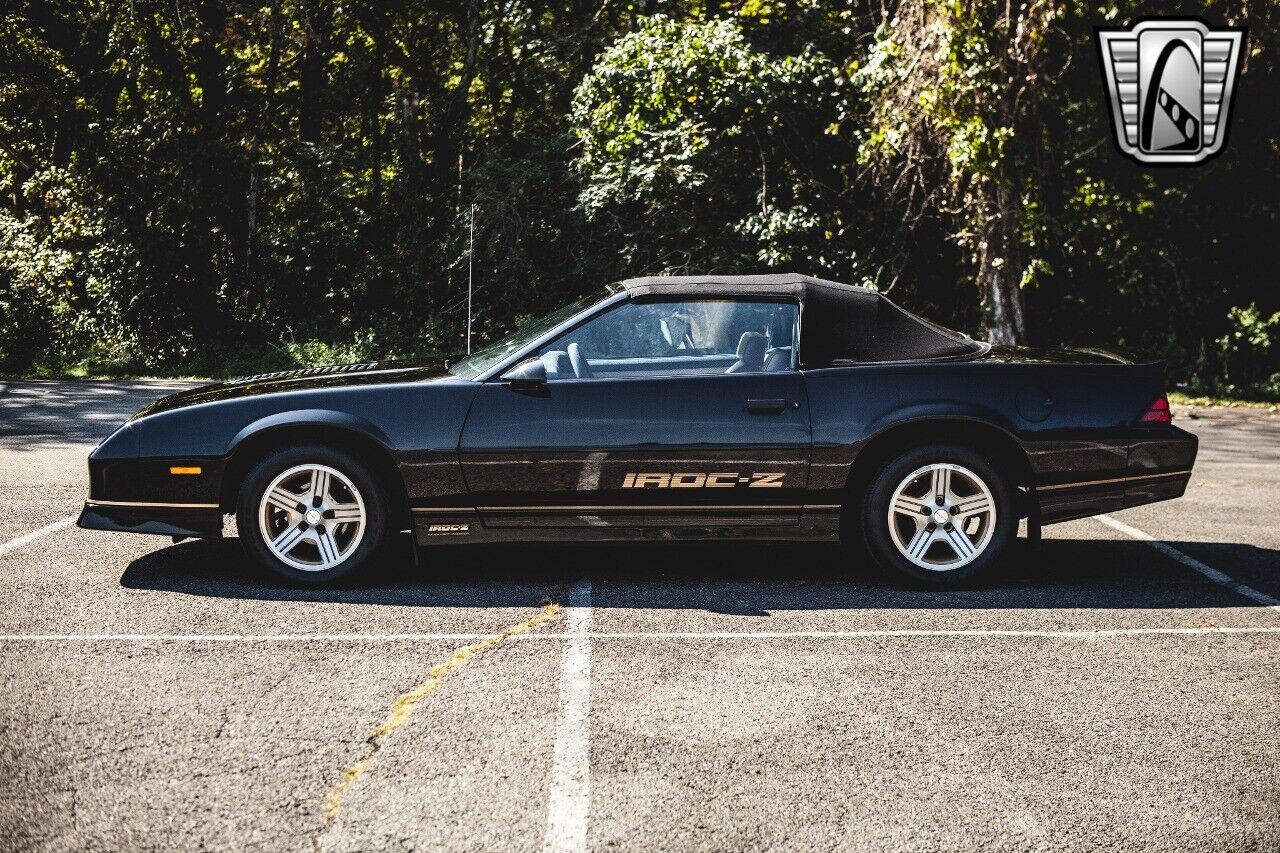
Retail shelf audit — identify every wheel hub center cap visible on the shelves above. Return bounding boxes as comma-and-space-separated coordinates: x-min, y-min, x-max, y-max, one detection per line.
304, 509, 322, 525
932, 509, 951, 526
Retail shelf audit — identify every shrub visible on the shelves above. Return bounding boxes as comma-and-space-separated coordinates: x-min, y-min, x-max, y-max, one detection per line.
1217, 303, 1280, 399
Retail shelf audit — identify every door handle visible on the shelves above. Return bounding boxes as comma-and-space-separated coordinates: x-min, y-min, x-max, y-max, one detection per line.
746, 398, 787, 414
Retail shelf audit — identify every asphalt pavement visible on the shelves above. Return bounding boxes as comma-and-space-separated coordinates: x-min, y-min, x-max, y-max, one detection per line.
0, 379, 1276, 851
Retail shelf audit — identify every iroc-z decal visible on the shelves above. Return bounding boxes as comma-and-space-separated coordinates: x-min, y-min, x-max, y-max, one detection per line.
427, 523, 470, 535
621, 472, 785, 489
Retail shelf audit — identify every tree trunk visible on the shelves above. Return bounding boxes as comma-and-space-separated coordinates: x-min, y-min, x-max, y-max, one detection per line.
977, 179, 1027, 345
397, 89, 428, 311
188, 0, 234, 334
424, 0, 483, 308
245, 0, 284, 283
369, 6, 388, 219
300, 0, 333, 144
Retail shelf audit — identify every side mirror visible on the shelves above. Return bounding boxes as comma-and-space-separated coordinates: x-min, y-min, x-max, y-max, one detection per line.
502, 358, 549, 395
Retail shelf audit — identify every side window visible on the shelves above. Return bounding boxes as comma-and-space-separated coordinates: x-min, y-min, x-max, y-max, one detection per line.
537, 300, 797, 380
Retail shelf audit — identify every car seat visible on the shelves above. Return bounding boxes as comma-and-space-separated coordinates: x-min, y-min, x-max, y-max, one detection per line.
762, 347, 791, 372
540, 350, 573, 380
726, 332, 767, 373
567, 342, 593, 379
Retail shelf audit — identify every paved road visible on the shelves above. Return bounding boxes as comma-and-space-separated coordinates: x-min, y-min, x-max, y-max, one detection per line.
0, 379, 1276, 851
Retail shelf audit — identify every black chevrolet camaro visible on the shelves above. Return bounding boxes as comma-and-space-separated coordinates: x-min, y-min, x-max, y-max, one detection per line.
79, 274, 1197, 586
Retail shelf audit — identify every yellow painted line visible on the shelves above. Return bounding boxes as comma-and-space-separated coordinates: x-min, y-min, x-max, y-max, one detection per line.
323, 601, 564, 825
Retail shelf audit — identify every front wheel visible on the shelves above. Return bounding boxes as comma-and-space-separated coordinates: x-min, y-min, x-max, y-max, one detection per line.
236, 445, 388, 584
862, 444, 1016, 586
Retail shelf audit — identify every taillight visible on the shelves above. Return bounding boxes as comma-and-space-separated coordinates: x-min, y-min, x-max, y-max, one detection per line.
1138, 394, 1172, 424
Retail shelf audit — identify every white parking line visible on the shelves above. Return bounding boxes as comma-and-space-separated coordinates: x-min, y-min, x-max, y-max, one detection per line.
0, 633, 497, 642
564, 627, 1280, 639
1, 626, 1279, 642
543, 579, 593, 853
0, 515, 77, 559
1097, 514, 1280, 611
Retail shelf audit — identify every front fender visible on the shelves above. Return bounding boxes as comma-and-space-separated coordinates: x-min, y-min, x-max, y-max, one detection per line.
226, 409, 394, 456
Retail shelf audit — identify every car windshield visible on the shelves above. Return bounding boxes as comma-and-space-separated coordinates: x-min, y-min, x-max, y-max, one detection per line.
446, 284, 623, 379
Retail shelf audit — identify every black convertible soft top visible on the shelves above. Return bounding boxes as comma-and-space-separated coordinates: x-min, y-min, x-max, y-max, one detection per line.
618, 273, 984, 366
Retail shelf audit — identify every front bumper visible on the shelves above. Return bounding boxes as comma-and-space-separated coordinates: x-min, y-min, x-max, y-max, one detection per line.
81, 442, 226, 538
77, 501, 223, 539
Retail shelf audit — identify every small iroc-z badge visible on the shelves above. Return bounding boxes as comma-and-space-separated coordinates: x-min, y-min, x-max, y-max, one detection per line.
1096, 19, 1246, 165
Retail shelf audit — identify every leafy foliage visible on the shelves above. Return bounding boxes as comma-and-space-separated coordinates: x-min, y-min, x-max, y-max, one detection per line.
1218, 304, 1280, 398
572, 15, 845, 272
852, 0, 1065, 343
0, 1, 1277, 397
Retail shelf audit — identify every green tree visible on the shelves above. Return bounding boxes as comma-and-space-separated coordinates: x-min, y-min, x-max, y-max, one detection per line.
854, 0, 1064, 344
571, 14, 853, 276
0, 1, 1276, 397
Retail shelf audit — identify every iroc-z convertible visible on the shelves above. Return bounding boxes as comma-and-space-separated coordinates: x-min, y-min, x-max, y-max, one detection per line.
79, 275, 1197, 585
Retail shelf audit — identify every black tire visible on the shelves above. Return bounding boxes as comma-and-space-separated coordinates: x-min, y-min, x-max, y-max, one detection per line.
861, 444, 1016, 586
236, 444, 389, 585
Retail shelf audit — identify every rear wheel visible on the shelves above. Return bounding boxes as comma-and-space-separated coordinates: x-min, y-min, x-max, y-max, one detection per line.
236, 445, 388, 584
862, 444, 1016, 585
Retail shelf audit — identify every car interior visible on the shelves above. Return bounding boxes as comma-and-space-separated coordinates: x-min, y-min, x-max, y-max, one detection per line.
537, 300, 798, 380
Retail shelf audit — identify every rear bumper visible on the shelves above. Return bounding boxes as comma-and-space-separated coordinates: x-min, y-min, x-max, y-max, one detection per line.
77, 501, 223, 538
1033, 426, 1198, 525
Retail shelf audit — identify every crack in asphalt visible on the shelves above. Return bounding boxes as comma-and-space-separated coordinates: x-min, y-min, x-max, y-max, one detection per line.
316, 599, 565, 840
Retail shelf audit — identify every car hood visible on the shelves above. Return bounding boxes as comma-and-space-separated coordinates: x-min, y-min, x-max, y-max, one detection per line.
134, 357, 455, 418
977, 345, 1158, 366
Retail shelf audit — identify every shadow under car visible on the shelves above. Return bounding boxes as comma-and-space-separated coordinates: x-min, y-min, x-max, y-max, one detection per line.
118, 537, 1280, 616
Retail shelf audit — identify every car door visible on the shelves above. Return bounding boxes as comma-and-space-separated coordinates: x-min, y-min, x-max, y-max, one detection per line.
458, 298, 811, 529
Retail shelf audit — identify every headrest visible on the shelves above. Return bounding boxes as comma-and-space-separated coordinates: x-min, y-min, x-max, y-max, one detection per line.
736, 331, 767, 364
567, 342, 592, 378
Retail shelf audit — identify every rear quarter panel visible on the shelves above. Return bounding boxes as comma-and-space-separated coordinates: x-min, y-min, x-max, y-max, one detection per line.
804, 359, 1169, 500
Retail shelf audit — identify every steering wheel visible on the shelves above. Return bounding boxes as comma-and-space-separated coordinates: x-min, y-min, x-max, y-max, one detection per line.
567, 342, 593, 379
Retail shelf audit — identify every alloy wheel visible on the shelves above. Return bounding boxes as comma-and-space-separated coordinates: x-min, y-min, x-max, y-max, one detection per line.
258, 464, 366, 571
886, 463, 996, 571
